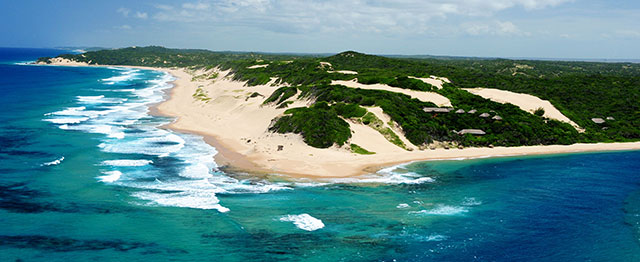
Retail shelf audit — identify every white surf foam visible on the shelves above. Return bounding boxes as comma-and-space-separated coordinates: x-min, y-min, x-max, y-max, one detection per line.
411, 204, 469, 215
46, 106, 86, 116
98, 132, 185, 156
101, 69, 141, 84
423, 234, 448, 242
77, 95, 127, 104
317, 162, 436, 185
279, 214, 325, 231
47, 69, 293, 213
132, 190, 230, 213
98, 170, 122, 183
47, 106, 115, 119
397, 203, 410, 209
100, 160, 153, 167
42, 156, 64, 166
462, 197, 482, 206
43, 117, 89, 124
330, 171, 435, 185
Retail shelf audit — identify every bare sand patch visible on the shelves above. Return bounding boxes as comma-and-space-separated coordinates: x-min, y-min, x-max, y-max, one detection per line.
332, 80, 452, 107
41, 61, 640, 179
464, 88, 584, 132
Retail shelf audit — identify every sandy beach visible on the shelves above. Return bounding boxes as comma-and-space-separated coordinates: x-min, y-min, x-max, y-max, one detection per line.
41, 59, 640, 178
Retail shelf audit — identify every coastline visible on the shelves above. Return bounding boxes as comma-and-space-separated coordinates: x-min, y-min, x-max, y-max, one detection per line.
36, 60, 640, 179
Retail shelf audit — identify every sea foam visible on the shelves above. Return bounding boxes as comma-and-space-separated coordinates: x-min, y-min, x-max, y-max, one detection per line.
98, 170, 122, 183
101, 159, 153, 167
45, 68, 292, 213
280, 214, 325, 231
42, 156, 64, 166
101, 69, 141, 84
411, 204, 469, 215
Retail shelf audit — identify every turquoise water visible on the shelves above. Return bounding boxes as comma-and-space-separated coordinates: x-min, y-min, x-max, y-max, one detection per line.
1, 48, 640, 261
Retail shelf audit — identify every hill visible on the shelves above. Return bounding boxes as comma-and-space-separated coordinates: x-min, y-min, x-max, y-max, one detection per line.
38, 46, 640, 149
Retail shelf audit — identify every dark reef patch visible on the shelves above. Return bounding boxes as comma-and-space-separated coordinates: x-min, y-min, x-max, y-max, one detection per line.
0, 235, 162, 253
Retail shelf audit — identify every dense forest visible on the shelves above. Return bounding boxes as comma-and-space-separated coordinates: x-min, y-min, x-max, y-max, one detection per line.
39, 46, 640, 149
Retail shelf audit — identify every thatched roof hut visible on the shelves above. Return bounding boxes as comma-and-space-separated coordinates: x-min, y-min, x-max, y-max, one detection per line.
591, 118, 605, 124
492, 115, 503, 120
423, 107, 452, 113
467, 109, 477, 114
456, 129, 486, 135
455, 109, 465, 114
479, 113, 490, 118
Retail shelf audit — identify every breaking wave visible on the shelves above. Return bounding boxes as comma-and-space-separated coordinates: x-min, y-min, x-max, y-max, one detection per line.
279, 214, 325, 231
42, 156, 64, 166
44, 67, 291, 213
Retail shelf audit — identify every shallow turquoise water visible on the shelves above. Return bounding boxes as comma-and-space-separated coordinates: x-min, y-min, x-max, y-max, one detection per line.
1, 48, 640, 261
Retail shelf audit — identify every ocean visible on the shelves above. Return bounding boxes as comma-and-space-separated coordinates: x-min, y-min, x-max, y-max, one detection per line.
1, 47, 639, 261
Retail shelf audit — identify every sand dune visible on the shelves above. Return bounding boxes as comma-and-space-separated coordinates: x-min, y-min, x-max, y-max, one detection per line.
327, 70, 358, 74
366, 107, 416, 150
41, 61, 640, 178
463, 88, 584, 132
247, 64, 269, 69
332, 80, 452, 107
408, 76, 450, 89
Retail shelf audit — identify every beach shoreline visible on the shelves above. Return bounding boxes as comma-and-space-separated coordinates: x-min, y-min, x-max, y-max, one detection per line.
35, 60, 640, 179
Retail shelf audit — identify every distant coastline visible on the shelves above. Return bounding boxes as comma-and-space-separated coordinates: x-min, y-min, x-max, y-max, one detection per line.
33, 58, 640, 178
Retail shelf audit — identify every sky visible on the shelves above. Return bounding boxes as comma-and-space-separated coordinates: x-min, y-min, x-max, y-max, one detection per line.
1, 0, 639, 59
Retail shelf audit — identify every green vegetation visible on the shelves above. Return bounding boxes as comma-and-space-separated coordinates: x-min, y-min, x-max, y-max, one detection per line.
360, 112, 408, 150
534, 107, 545, 117
36, 57, 52, 64
359, 75, 434, 91
43, 46, 640, 149
276, 101, 294, 109
192, 87, 210, 102
350, 144, 375, 155
263, 86, 298, 105
269, 102, 351, 148
191, 71, 218, 81
332, 103, 367, 118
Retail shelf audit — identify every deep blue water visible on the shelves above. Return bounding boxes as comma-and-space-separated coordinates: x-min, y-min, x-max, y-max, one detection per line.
1, 48, 639, 261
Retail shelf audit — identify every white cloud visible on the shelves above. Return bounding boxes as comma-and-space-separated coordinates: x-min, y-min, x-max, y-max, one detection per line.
117, 7, 130, 17
517, 0, 573, 10
145, 0, 571, 35
497, 21, 525, 35
135, 11, 148, 19
464, 20, 529, 36
183, 2, 210, 10
614, 29, 640, 39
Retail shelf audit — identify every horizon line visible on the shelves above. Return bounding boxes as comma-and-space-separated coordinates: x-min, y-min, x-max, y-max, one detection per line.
3, 45, 639, 64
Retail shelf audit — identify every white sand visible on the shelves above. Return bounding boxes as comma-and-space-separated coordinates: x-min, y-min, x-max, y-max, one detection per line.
408, 76, 450, 89
247, 64, 269, 69
327, 70, 358, 74
463, 88, 584, 132
332, 80, 452, 107
42, 60, 640, 178
366, 107, 417, 150
37, 57, 92, 66
156, 69, 637, 178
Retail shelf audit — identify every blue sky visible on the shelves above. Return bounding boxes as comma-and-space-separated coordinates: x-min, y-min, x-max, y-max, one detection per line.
1, 0, 639, 58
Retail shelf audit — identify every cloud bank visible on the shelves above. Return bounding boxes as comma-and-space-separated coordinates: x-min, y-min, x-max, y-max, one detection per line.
146, 0, 572, 35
